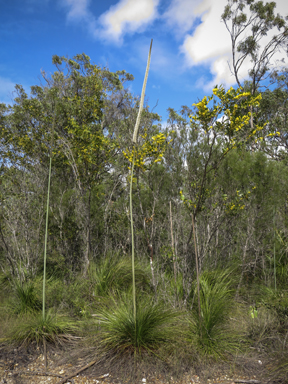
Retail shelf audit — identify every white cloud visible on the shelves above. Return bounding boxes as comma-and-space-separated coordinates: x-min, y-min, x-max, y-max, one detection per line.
61, 0, 98, 37
60, 0, 287, 86
162, 0, 202, 36
98, 0, 159, 43
181, 0, 228, 64
61, 0, 159, 44
64, 0, 91, 21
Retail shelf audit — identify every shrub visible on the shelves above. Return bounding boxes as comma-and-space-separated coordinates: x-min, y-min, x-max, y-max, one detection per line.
188, 270, 240, 359
9, 280, 41, 314
6, 309, 79, 346
89, 256, 151, 298
95, 293, 180, 355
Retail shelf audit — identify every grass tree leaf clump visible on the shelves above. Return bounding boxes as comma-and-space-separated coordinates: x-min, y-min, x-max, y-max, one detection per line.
188, 270, 240, 359
96, 294, 180, 355
9, 280, 42, 314
89, 256, 151, 298
6, 309, 79, 346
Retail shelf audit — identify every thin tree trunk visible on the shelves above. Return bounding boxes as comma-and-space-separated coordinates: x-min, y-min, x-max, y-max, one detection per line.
195, 220, 201, 273
148, 241, 156, 295
103, 178, 120, 257
83, 189, 91, 277
236, 236, 249, 299
170, 201, 177, 296
192, 214, 201, 326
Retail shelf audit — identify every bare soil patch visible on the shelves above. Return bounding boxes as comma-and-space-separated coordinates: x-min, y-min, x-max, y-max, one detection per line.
0, 345, 272, 384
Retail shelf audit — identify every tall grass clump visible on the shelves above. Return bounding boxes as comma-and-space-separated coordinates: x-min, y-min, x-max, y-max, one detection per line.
89, 256, 151, 298
95, 294, 180, 356
10, 280, 41, 314
245, 286, 285, 345
188, 270, 240, 359
270, 355, 288, 383
6, 309, 79, 347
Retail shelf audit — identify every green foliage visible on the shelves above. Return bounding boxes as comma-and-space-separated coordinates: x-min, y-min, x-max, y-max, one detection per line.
89, 256, 151, 297
95, 294, 180, 355
188, 270, 240, 359
9, 280, 41, 314
259, 68, 288, 160
247, 303, 280, 344
181, 86, 264, 218
44, 276, 68, 309
258, 287, 288, 325
1, 43, 288, 374
270, 355, 288, 384
5, 309, 78, 346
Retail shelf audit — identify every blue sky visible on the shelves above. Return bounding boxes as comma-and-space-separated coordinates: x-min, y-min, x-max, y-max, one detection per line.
1, 0, 287, 122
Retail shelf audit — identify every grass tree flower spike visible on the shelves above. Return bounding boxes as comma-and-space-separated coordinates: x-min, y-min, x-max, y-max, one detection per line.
132, 39, 153, 144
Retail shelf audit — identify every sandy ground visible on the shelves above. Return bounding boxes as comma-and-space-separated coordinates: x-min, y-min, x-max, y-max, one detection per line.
0, 350, 266, 384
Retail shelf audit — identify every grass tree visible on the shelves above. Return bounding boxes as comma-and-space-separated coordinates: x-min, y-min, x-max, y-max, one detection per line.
187, 269, 241, 359
96, 294, 179, 356
129, 39, 153, 329
90, 40, 181, 370
3, 98, 78, 368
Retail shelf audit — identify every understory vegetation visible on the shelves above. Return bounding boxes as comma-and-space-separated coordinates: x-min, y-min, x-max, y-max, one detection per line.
1, 1, 288, 381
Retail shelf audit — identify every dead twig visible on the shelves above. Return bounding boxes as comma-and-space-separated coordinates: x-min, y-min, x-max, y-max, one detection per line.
57, 359, 101, 384
234, 380, 261, 383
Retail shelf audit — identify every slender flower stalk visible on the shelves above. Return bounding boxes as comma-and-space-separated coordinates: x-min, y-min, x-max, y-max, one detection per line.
130, 39, 153, 328
129, 153, 136, 321
42, 107, 56, 322
274, 206, 276, 291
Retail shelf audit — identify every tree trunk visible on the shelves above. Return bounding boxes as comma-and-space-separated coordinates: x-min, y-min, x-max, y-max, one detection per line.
170, 201, 177, 298
83, 189, 91, 277
192, 214, 201, 326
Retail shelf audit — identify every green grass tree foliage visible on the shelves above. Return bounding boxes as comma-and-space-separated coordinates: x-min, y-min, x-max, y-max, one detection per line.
88, 256, 151, 298
7, 309, 78, 347
10, 280, 41, 314
96, 294, 179, 356
188, 270, 239, 359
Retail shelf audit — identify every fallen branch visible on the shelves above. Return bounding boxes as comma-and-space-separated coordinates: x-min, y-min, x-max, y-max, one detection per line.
234, 380, 261, 383
57, 359, 99, 384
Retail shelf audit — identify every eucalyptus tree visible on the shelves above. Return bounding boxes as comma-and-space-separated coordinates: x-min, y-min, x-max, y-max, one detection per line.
222, 0, 288, 95
257, 68, 288, 159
